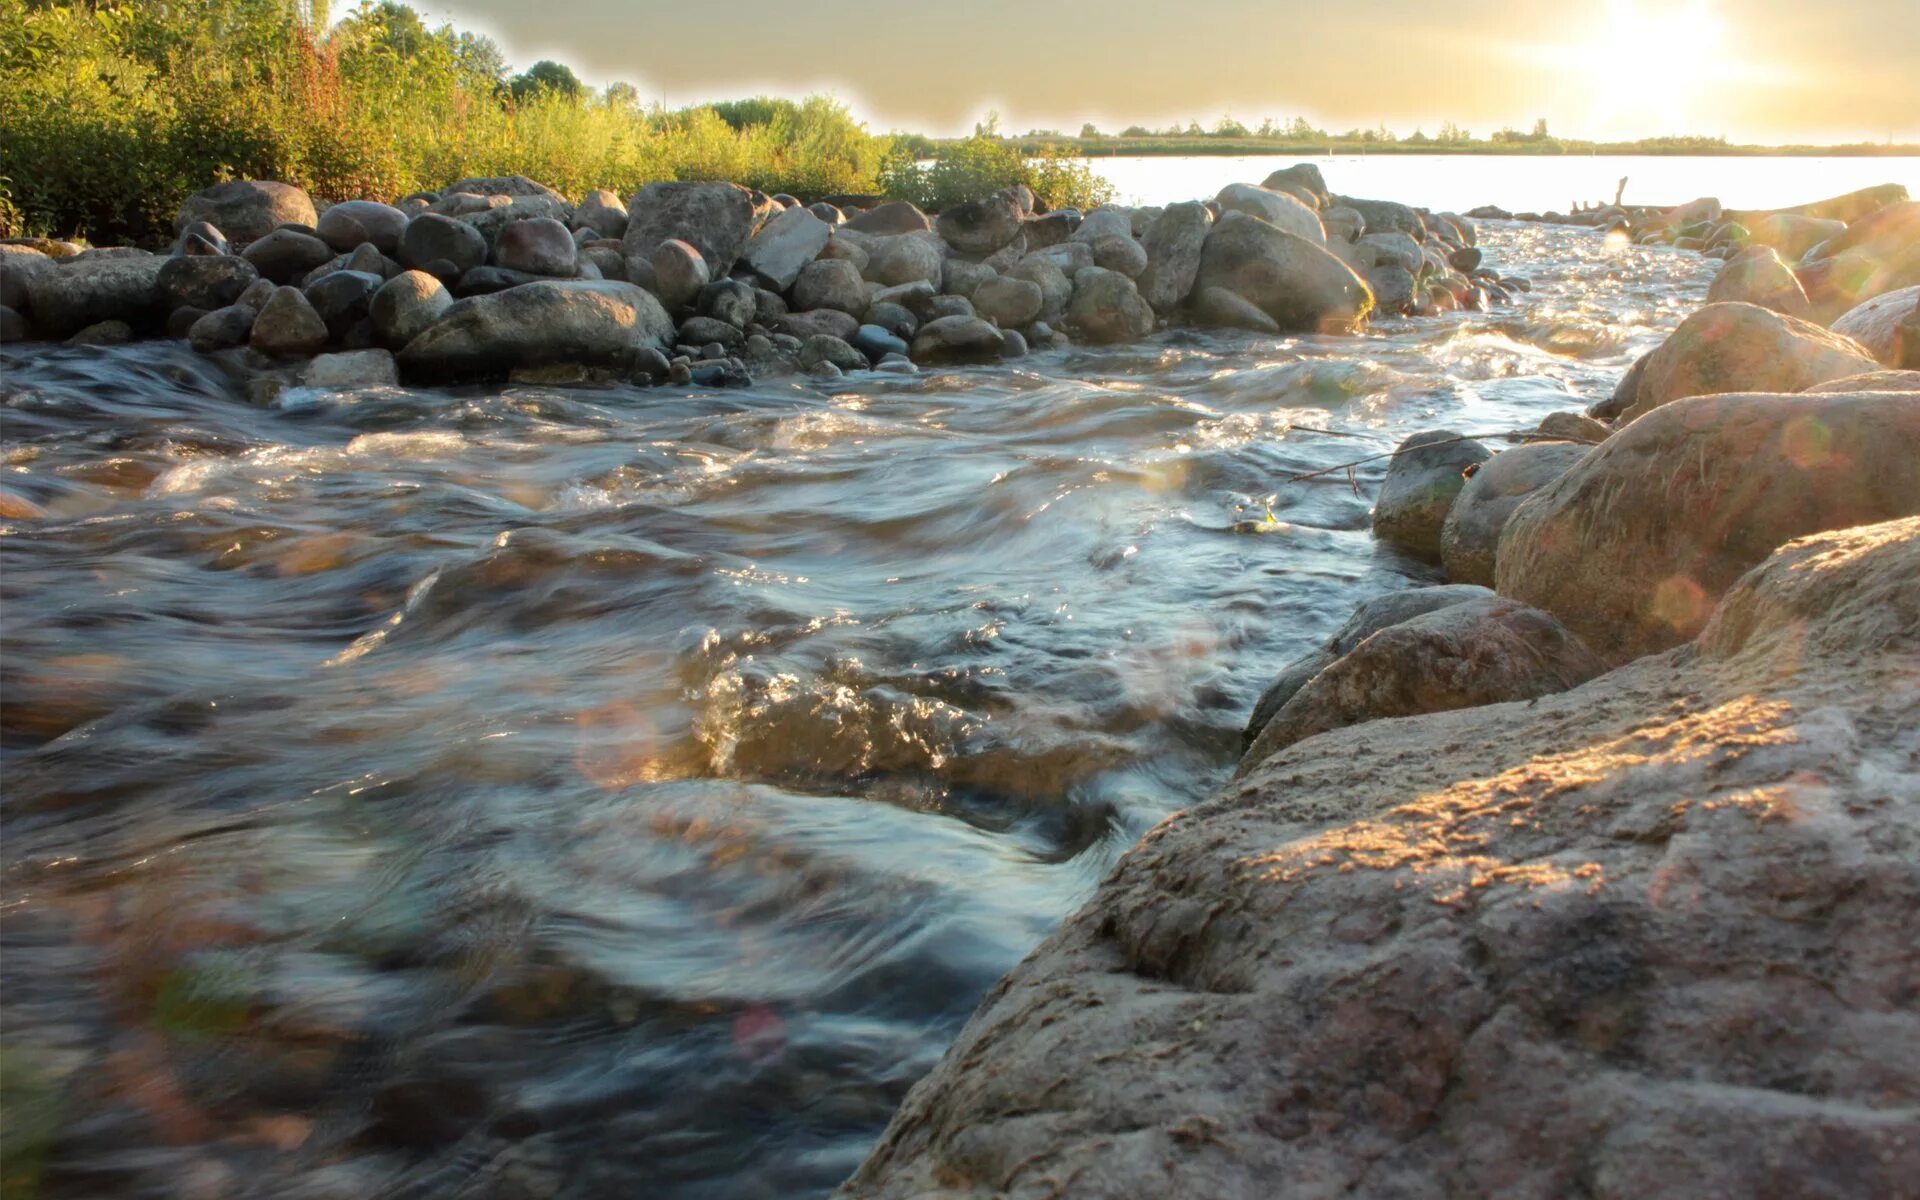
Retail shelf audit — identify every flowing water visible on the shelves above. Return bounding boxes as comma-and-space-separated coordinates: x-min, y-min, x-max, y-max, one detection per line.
1, 223, 1711, 1199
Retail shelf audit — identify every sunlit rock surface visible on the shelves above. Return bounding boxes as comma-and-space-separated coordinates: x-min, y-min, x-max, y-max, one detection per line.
841, 517, 1920, 1199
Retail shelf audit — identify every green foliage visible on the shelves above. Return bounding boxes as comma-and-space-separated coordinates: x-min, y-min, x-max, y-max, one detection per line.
0, 0, 896, 244
880, 137, 1113, 214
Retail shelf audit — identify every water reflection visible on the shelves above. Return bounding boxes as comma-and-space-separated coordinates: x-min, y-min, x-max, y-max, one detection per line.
0, 224, 1710, 1199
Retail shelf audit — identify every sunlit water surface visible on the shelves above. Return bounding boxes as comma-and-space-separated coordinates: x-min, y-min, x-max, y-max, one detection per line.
2, 224, 1709, 1199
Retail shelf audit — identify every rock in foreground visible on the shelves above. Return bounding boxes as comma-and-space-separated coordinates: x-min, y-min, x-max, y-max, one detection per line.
841, 517, 1920, 1199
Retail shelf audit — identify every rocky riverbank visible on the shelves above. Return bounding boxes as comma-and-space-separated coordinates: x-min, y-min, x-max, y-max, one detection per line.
1, 167, 1516, 393
841, 184, 1920, 1196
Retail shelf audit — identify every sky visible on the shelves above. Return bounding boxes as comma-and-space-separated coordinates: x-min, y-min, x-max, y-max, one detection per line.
397, 0, 1919, 143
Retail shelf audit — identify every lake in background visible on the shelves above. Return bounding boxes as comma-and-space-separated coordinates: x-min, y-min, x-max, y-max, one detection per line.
1081, 153, 1920, 213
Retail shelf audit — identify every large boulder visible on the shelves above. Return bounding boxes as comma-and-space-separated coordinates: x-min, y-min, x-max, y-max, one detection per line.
1439, 441, 1591, 586
23, 253, 164, 335
1214, 184, 1325, 243
909, 315, 1004, 365
649, 239, 711, 311
1192, 212, 1373, 334
934, 194, 1023, 256
1065, 267, 1154, 344
862, 233, 945, 288
742, 206, 831, 291
397, 281, 674, 381
1497, 390, 1920, 663
970, 275, 1044, 328
241, 228, 335, 284
0, 245, 54, 311
494, 217, 577, 277
174, 180, 316, 246
398, 213, 488, 279
622, 182, 767, 279
791, 259, 868, 316
1703, 245, 1810, 317
1830, 285, 1919, 366
1242, 584, 1496, 748
1608, 302, 1880, 423
1370, 429, 1492, 560
842, 516, 1920, 1200
1009, 257, 1072, 325
1242, 596, 1603, 767
1136, 201, 1212, 314
369, 270, 452, 349
156, 254, 258, 314
315, 201, 408, 254
248, 285, 328, 358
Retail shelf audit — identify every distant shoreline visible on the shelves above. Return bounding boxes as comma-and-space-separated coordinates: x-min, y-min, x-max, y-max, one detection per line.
1000, 139, 1920, 159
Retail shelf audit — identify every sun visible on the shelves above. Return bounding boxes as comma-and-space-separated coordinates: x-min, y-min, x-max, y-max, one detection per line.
1583, 0, 1728, 134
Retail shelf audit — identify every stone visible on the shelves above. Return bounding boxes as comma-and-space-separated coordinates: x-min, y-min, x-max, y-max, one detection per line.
315, 201, 407, 254
863, 234, 944, 288
1261, 162, 1330, 207
1536, 411, 1612, 442
862, 302, 917, 339
1496, 390, 1920, 663
1830, 285, 1919, 366
249, 285, 329, 358
649, 239, 711, 311
1801, 369, 1920, 393
926, 294, 975, 322
1361, 266, 1418, 316
444, 175, 568, 207
1746, 212, 1846, 261
495, 217, 577, 277
1023, 241, 1095, 279
1194, 212, 1374, 334
581, 245, 626, 282
871, 279, 938, 319
622, 181, 766, 279
164, 305, 206, 338
23, 253, 164, 335
242, 228, 338, 284
303, 269, 383, 338
368, 270, 451, 349
188, 305, 254, 353
1215, 183, 1325, 243
1021, 211, 1079, 250
303, 349, 398, 388
1070, 210, 1134, 245
699, 279, 757, 329
573, 189, 629, 240
1191, 285, 1280, 334
1439, 442, 1591, 586
843, 200, 931, 235
817, 233, 870, 271
799, 334, 867, 372
451, 266, 542, 297
398, 280, 674, 381
677, 315, 744, 349
156, 254, 258, 313
935, 194, 1023, 256
1704, 245, 1810, 317
1320, 205, 1364, 243
941, 258, 997, 300
742, 206, 831, 290
1136, 201, 1212, 313
174, 180, 316, 246
1088, 234, 1147, 278
1244, 596, 1603, 766
1242, 584, 1495, 748
0, 245, 53, 311
846, 516, 1920, 1200
1009, 257, 1072, 325
172, 221, 230, 257
1371, 429, 1492, 560
459, 196, 572, 249
1334, 196, 1425, 239
971, 276, 1044, 328
67, 319, 131, 346
1358, 232, 1423, 275
1609, 302, 1880, 424
851, 324, 910, 362
399, 214, 487, 280
909, 315, 1004, 364
999, 328, 1028, 358
792, 258, 867, 315
773, 309, 861, 343
807, 202, 845, 226
1065, 267, 1154, 344
1798, 241, 1920, 324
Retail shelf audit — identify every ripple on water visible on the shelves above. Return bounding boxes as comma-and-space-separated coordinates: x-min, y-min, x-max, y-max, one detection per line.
0, 223, 1714, 1198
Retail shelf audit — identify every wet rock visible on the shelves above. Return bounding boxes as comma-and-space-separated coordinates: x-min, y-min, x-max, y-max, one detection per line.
1358, 231, 1423, 275
843, 200, 931, 235
1243, 596, 1603, 766
0, 304, 27, 342
399, 214, 488, 280
249, 285, 329, 358
1193, 212, 1373, 334
743, 206, 831, 291
1440, 442, 1591, 586
1371, 429, 1492, 560
495, 217, 578, 277
909, 315, 1004, 364
174, 180, 316, 246
24, 252, 164, 335
650, 239, 711, 311
573, 189, 629, 240
862, 234, 945, 288
1242, 584, 1495, 748
935, 194, 1023, 256
369, 270, 452, 349
799, 334, 867, 372
851, 324, 909, 362
304, 349, 397, 388
999, 328, 1028, 358
1609, 302, 1880, 423
862, 302, 918, 339
792, 259, 867, 315
1830, 285, 1919, 366
971, 276, 1043, 328
315, 200, 407, 253
1361, 266, 1418, 316
1136, 201, 1212, 314
1704, 245, 1810, 317
188, 304, 255, 352
1191, 284, 1280, 334
1215, 183, 1325, 243
622, 181, 767, 279
67, 319, 131, 346
1497, 389, 1920, 663
155, 254, 258, 313
846, 516, 1920, 1200
397, 280, 674, 381
1064, 267, 1154, 344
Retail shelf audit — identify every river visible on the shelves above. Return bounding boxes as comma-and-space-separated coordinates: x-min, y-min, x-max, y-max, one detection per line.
3, 219, 1716, 1197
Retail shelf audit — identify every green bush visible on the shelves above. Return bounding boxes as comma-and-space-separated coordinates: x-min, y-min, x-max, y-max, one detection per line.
880, 137, 1116, 214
